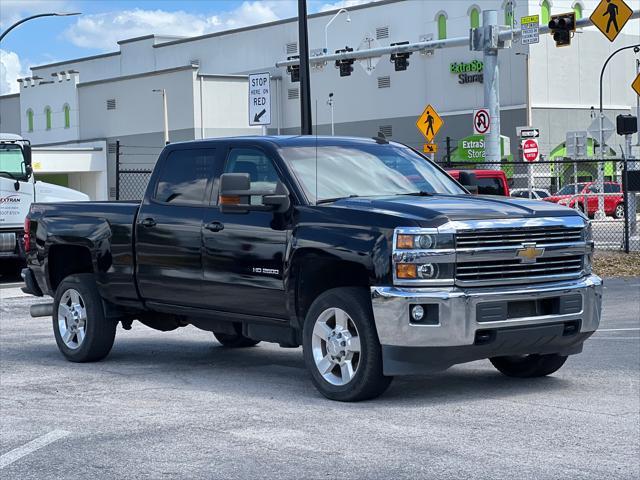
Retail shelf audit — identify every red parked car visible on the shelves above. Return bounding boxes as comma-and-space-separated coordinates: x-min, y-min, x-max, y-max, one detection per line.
544, 181, 624, 219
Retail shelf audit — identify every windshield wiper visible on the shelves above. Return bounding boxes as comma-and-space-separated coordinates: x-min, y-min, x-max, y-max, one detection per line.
399, 191, 434, 197
0, 170, 18, 181
316, 194, 361, 205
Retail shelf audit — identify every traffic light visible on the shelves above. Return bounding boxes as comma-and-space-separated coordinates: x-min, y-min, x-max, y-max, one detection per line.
548, 12, 576, 47
390, 41, 412, 71
334, 47, 355, 77
287, 55, 300, 82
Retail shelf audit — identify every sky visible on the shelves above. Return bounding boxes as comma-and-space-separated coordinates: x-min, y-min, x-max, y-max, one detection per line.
0, 0, 372, 95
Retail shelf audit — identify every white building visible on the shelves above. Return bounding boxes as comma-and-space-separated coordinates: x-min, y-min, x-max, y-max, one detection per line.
0, 0, 638, 199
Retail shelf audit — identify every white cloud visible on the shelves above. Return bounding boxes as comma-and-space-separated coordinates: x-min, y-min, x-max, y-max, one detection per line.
64, 1, 299, 52
0, 50, 27, 95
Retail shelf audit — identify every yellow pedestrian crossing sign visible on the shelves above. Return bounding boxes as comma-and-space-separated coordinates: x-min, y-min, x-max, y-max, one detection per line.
633, 73, 640, 97
416, 105, 443, 142
590, 0, 633, 42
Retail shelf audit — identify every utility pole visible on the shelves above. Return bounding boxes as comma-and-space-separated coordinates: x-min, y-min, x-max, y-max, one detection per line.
298, 0, 313, 135
327, 93, 335, 136
483, 10, 501, 167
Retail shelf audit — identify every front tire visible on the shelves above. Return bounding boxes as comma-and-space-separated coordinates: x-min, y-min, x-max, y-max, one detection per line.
490, 354, 568, 378
53, 274, 116, 362
303, 287, 392, 402
614, 203, 625, 219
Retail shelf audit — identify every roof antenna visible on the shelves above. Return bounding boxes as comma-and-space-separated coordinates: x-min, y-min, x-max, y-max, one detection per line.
373, 130, 389, 144
315, 99, 318, 205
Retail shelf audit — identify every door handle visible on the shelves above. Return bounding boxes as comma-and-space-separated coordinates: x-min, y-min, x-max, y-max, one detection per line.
205, 221, 224, 232
140, 218, 156, 228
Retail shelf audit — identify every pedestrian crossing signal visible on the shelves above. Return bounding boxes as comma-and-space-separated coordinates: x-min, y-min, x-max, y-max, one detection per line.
548, 12, 575, 47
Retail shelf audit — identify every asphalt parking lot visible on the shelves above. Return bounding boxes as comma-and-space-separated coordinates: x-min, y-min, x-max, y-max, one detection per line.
1, 275, 638, 479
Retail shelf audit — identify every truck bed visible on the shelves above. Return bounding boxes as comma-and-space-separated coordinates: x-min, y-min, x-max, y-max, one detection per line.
28, 201, 141, 305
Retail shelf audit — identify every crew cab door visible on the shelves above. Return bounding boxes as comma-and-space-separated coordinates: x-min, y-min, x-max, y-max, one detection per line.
136, 147, 216, 306
201, 146, 289, 319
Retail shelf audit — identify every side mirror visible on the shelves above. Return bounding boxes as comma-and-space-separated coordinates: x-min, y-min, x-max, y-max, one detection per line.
458, 171, 478, 194
22, 144, 32, 168
219, 173, 290, 214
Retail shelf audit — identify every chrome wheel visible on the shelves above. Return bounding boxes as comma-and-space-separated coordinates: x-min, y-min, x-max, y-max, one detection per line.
57, 289, 87, 350
615, 204, 624, 219
311, 307, 361, 386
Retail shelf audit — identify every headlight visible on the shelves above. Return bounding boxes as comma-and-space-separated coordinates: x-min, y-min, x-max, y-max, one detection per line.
393, 228, 455, 286
395, 232, 454, 250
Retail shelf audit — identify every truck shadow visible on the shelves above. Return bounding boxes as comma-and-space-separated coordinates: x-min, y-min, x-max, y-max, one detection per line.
102, 334, 571, 405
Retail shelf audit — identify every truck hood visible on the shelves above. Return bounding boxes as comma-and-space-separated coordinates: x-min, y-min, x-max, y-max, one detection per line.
329, 194, 581, 223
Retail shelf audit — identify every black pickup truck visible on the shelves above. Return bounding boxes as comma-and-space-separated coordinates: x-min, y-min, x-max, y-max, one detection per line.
22, 136, 602, 401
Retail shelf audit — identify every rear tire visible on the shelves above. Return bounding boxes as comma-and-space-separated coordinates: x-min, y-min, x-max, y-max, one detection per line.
213, 324, 260, 348
303, 287, 392, 402
490, 354, 568, 378
53, 274, 116, 362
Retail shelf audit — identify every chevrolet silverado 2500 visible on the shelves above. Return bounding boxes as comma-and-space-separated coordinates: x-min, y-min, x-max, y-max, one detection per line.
22, 136, 602, 401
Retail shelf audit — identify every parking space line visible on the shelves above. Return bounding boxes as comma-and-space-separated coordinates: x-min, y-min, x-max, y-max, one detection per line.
0, 430, 70, 469
597, 328, 640, 332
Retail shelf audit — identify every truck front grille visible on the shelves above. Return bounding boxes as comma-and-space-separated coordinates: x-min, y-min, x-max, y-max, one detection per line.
456, 255, 584, 285
456, 226, 583, 249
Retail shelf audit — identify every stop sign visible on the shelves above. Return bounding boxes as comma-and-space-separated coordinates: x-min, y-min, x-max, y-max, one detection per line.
522, 138, 539, 162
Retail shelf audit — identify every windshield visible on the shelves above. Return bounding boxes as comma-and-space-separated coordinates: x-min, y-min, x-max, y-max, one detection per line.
279, 144, 465, 203
0, 144, 27, 181
557, 183, 586, 196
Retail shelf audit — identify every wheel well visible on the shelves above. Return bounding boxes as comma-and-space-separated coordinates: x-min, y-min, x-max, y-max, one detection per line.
48, 245, 94, 292
296, 258, 370, 326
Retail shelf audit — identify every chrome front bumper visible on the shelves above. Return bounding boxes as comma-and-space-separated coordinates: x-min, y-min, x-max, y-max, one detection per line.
371, 274, 603, 348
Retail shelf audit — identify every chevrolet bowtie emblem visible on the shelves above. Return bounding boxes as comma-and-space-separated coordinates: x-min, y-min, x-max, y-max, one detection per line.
516, 242, 544, 263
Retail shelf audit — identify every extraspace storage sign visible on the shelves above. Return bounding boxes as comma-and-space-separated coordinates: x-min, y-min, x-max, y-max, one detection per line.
249, 72, 271, 126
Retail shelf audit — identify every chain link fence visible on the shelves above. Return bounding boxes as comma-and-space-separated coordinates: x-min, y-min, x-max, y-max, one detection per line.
115, 142, 161, 201
112, 140, 638, 251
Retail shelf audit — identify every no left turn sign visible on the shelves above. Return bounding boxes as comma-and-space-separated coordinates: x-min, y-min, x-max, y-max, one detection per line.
522, 138, 539, 162
473, 109, 491, 135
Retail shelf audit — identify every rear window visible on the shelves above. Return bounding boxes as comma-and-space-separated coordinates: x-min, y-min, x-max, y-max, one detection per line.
476, 177, 505, 196
604, 184, 621, 193
154, 149, 215, 205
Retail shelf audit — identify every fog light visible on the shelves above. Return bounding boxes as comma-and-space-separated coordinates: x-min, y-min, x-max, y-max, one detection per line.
411, 305, 425, 321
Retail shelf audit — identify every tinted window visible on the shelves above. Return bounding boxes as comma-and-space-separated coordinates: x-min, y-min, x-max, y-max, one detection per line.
154, 149, 214, 205
476, 177, 504, 196
588, 184, 601, 194
604, 183, 620, 193
535, 190, 549, 198
512, 191, 527, 198
224, 148, 281, 204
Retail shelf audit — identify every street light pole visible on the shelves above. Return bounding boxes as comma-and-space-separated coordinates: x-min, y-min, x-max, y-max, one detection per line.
0, 12, 81, 44
596, 43, 640, 219
324, 8, 351, 54
152, 89, 169, 145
